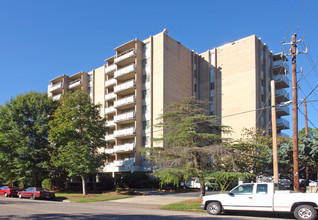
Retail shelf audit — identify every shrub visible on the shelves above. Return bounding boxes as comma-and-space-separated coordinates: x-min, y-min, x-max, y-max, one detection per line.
42, 178, 53, 190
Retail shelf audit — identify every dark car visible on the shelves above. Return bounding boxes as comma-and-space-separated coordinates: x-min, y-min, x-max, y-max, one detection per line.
18, 187, 55, 200
0, 186, 19, 197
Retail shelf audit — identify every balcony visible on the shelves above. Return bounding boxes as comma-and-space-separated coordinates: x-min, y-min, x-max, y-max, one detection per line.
106, 120, 116, 127
276, 106, 290, 117
276, 118, 290, 130
114, 64, 136, 81
105, 148, 114, 154
114, 49, 136, 65
105, 134, 115, 142
68, 79, 81, 89
49, 82, 63, 93
105, 64, 117, 74
274, 75, 289, 89
114, 127, 136, 138
273, 60, 289, 74
114, 143, 135, 153
105, 78, 117, 88
105, 93, 116, 101
114, 95, 136, 109
114, 80, 136, 95
52, 94, 61, 101
114, 158, 135, 167
105, 106, 116, 115
114, 111, 135, 124
275, 89, 289, 104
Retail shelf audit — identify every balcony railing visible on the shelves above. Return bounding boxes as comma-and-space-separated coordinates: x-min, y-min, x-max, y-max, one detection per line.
114, 80, 136, 93
105, 148, 114, 154
273, 60, 289, 73
105, 134, 115, 141
105, 64, 117, 73
114, 111, 135, 122
49, 82, 63, 92
274, 75, 289, 88
275, 89, 289, 103
114, 158, 135, 167
68, 79, 81, 89
105, 93, 117, 101
106, 120, 116, 127
276, 106, 290, 116
114, 143, 135, 152
52, 94, 61, 101
277, 118, 290, 130
114, 95, 136, 108
105, 78, 117, 87
114, 64, 136, 79
114, 49, 136, 64
114, 127, 136, 137
105, 106, 116, 114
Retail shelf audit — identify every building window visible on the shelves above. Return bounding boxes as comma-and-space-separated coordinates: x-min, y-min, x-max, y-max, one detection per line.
210, 82, 215, 90
143, 120, 150, 130
142, 90, 149, 99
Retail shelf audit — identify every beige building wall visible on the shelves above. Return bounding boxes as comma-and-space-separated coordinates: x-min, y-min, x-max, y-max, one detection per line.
216, 35, 258, 140
152, 32, 165, 145
93, 66, 106, 118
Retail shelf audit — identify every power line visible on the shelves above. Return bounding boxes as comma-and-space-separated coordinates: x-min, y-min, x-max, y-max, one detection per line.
297, 0, 313, 30
283, 0, 305, 41
303, 12, 318, 37
299, 108, 318, 130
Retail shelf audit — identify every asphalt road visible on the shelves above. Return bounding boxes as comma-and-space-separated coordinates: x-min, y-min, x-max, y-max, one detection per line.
0, 194, 296, 220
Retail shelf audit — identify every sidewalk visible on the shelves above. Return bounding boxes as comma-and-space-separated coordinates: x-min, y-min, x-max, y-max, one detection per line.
110, 191, 201, 207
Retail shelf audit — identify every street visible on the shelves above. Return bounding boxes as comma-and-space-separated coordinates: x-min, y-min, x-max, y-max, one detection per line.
0, 194, 296, 220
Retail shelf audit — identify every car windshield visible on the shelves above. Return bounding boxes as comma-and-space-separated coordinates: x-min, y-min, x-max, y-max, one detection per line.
35, 188, 46, 192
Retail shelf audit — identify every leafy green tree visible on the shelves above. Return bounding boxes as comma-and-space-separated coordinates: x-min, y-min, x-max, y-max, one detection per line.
0, 91, 56, 186
234, 128, 291, 175
143, 97, 240, 197
49, 90, 107, 195
279, 128, 318, 183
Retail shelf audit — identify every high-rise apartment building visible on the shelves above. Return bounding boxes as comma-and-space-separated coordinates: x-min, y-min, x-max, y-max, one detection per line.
48, 30, 290, 178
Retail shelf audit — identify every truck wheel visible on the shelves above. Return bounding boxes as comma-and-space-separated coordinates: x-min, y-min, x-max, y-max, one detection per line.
294, 204, 317, 220
207, 202, 222, 215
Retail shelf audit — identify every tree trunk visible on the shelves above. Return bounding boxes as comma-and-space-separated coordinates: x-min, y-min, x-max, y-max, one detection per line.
81, 176, 87, 195
199, 176, 206, 198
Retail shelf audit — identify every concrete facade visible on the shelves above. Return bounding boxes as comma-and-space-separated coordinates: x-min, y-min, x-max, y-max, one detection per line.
48, 30, 290, 176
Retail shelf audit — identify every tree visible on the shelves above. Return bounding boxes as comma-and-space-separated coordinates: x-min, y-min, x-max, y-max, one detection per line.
279, 128, 318, 184
49, 90, 107, 195
0, 91, 56, 186
234, 128, 291, 175
143, 97, 241, 197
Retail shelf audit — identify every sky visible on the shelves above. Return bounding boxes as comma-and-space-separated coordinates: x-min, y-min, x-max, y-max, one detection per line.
0, 0, 317, 137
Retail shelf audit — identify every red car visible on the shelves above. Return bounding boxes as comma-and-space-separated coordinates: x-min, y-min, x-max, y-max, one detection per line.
0, 186, 19, 197
18, 187, 55, 200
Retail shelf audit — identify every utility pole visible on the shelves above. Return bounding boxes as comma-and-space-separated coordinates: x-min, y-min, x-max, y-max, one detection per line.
271, 80, 279, 183
283, 33, 307, 192
304, 98, 308, 139
291, 33, 299, 192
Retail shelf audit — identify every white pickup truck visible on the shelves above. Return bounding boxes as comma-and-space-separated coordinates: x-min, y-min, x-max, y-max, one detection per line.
200, 182, 318, 220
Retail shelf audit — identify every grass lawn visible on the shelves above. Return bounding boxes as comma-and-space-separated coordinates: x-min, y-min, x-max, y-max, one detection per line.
55, 192, 134, 203
161, 199, 204, 212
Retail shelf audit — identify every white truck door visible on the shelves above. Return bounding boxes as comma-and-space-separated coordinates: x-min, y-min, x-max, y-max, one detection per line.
253, 183, 273, 211
223, 184, 255, 211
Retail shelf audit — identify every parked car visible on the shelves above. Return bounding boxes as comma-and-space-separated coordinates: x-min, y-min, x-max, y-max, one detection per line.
0, 186, 19, 197
201, 182, 318, 220
309, 180, 318, 187
18, 187, 55, 200
186, 178, 219, 190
